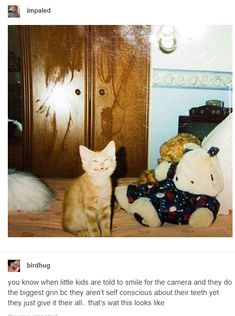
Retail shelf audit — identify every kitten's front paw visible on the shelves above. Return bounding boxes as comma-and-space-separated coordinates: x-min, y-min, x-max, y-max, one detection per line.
89, 229, 101, 237
77, 230, 90, 237
101, 231, 111, 237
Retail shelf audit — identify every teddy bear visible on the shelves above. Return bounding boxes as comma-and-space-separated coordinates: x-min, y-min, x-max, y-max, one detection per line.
159, 132, 201, 163
136, 133, 201, 184
115, 144, 224, 227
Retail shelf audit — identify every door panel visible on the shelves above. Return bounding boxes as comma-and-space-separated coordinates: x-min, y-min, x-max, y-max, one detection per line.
28, 26, 88, 177
91, 26, 150, 177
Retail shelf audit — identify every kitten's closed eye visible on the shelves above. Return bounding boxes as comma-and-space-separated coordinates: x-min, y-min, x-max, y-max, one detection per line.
92, 159, 109, 165
92, 158, 111, 172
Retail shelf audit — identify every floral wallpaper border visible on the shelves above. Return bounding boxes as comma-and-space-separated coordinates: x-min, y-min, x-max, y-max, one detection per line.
152, 69, 232, 90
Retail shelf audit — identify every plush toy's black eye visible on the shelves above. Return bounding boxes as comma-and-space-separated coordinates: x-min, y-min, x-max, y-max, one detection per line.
175, 177, 178, 181
211, 174, 214, 181
191, 180, 194, 184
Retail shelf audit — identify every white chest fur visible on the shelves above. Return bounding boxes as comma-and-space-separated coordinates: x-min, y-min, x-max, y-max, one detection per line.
92, 176, 111, 198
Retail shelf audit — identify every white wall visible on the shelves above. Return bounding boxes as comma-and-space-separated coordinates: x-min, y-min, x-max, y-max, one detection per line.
148, 25, 233, 169
151, 25, 232, 72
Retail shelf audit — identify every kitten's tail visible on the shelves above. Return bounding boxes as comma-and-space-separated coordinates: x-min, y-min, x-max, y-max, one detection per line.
8, 169, 54, 212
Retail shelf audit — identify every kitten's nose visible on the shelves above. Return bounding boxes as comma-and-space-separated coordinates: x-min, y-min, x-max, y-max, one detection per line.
100, 162, 104, 169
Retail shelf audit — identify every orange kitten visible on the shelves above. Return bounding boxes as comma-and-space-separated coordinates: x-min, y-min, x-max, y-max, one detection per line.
63, 141, 116, 237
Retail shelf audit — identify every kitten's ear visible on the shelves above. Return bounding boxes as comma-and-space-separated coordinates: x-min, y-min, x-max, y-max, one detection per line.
79, 145, 93, 162
103, 141, 116, 158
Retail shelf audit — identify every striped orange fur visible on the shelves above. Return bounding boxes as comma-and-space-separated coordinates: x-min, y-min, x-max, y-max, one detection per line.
63, 141, 116, 237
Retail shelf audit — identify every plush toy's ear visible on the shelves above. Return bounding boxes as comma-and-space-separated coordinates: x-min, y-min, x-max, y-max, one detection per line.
155, 161, 171, 181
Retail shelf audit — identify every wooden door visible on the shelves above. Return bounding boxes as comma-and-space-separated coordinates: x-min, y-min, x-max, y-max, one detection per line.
21, 25, 150, 177
23, 26, 88, 177
90, 26, 150, 177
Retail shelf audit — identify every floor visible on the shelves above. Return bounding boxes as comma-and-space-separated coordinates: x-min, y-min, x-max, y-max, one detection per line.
8, 178, 232, 237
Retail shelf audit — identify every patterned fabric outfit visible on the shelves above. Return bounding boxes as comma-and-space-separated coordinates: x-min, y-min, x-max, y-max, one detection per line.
127, 164, 220, 225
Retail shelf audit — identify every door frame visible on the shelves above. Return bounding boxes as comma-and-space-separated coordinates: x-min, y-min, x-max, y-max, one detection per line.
19, 26, 33, 171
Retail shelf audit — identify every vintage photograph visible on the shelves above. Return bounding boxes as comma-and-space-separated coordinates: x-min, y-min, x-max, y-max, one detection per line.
8, 25, 232, 237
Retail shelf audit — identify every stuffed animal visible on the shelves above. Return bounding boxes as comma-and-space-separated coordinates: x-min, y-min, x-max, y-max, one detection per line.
137, 133, 201, 184
137, 169, 157, 185
115, 145, 224, 227
159, 133, 201, 163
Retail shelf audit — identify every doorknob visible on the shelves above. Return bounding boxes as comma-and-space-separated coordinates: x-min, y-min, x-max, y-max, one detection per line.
75, 88, 81, 95
99, 88, 106, 96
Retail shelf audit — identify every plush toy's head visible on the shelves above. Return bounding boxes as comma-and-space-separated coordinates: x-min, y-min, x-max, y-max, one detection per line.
156, 144, 224, 197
